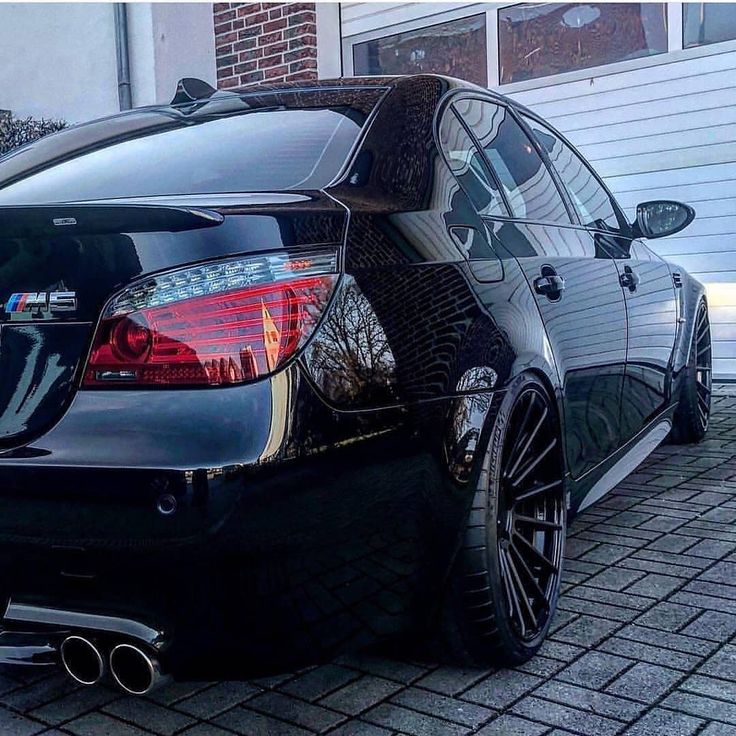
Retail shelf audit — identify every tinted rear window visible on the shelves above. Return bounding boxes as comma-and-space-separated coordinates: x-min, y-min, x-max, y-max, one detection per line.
0, 104, 368, 204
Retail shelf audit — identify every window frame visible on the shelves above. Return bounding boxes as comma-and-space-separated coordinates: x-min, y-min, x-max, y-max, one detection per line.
436, 89, 579, 228
519, 109, 632, 236
341, 3, 736, 92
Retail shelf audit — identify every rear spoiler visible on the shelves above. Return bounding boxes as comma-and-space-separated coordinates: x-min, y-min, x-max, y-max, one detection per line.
0, 203, 224, 238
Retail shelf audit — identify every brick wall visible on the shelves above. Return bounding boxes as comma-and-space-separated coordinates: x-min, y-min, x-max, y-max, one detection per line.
213, 2, 317, 89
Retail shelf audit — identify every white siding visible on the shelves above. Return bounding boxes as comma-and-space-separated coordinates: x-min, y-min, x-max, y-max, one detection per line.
340, 4, 736, 378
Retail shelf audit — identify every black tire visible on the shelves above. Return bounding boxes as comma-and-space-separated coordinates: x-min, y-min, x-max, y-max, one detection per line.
671, 300, 712, 444
439, 373, 566, 666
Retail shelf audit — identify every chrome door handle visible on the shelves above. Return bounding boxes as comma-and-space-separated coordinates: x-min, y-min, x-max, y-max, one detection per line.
534, 266, 565, 300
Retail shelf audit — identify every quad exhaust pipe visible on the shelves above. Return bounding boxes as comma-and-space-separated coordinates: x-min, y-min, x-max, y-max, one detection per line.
60, 636, 169, 694
109, 643, 170, 695
60, 635, 105, 686
2, 601, 170, 695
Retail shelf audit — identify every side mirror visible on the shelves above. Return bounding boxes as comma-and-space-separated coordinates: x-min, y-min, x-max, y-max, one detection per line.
633, 200, 695, 239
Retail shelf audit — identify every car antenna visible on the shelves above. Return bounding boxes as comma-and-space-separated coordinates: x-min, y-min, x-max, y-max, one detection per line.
171, 78, 217, 105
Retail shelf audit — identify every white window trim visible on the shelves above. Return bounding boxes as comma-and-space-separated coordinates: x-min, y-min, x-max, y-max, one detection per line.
338, 2, 736, 92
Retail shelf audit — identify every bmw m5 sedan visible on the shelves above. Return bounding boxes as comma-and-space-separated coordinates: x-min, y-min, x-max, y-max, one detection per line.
0, 74, 711, 693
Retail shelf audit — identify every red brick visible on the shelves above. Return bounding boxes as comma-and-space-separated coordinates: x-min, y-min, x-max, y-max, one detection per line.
238, 46, 264, 62
258, 53, 284, 69
288, 34, 316, 49
257, 30, 284, 46
214, 20, 233, 34
262, 40, 288, 56
264, 64, 289, 80
289, 58, 317, 73
285, 70, 317, 82
234, 60, 258, 74
284, 46, 313, 63
285, 3, 315, 15
216, 30, 238, 45
217, 65, 234, 79
237, 69, 265, 85
217, 53, 238, 67
240, 8, 268, 24
283, 23, 315, 39
268, 6, 282, 20
220, 76, 241, 89
287, 10, 314, 26
214, 3, 231, 12
214, 9, 236, 22
234, 37, 257, 52
238, 25, 261, 40
263, 17, 287, 34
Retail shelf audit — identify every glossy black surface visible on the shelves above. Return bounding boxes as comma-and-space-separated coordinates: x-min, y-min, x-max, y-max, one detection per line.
0, 74, 704, 678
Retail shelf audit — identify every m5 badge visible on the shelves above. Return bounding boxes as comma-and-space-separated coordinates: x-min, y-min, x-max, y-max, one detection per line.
4, 291, 77, 320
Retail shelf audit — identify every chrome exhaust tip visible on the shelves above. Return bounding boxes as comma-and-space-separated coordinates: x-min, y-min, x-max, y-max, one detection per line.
109, 643, 169, 695
60, 635, 105, 686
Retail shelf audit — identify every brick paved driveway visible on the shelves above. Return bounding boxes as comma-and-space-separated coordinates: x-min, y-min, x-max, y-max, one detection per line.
1, 387, 735, 736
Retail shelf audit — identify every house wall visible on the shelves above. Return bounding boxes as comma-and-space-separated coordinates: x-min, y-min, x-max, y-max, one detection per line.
339, 2, 736, 379
0, 3, 216, 124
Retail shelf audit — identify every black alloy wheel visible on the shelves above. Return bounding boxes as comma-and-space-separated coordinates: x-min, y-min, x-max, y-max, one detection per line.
496, 386, 565, 643
440, 374, 566, 665
672, 299, 712, 444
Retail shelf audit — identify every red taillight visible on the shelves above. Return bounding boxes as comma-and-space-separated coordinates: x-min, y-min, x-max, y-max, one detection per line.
83, 253, 338, 387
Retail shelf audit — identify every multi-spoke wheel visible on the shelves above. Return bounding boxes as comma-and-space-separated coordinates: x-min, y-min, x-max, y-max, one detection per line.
671, 299, 712, 444
439, 373, 566, 665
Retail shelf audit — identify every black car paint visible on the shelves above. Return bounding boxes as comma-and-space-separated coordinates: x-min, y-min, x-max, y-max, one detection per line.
0, 75, 703, 676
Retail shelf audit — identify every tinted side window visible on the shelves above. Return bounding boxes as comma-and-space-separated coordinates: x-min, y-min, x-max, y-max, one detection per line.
524, 116, 625, 233
454, 98, 570, 224
438, 109, 506, 217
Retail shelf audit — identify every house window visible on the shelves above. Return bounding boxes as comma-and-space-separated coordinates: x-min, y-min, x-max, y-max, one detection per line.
498, 3, 668, 84
684, 3, 736, 48
352, 14, 488, 86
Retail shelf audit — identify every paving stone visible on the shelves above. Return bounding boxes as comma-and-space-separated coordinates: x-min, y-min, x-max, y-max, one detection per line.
620, 707, 704, 736
320, 676, 402, 716
414, 667, 492, 696
699, 722, 736, 736
551, 615, 620, 647
584, 567, 646, 591
390, 687, 494, 727
557, 651, 632, 689
681, 611, 736, 642
215, 706, 313, 735
462, 670, 542, 710
0, 706, 45, 736
281, 667, 361, 704
635, 602, 702, 632
699, 645, 736, 680
511, 695, 621, 736
362, 702, 470, 736
535, 680, 645, 721
617, 624, 719, 657
605, 663, 683, 703
175, 681, 261, 718
680, 673, 736, 702
684, 539, 735, 559
599, 637, 702, 672
699, 561, 736, 585
662, 691, 736, 725
475, 714, 547, 735
28, 686, 118, 726
104, 697, 196, 736
178, 725, 239, 736
625, 572, 683, 598
63, 712, 151, 736
246, 691, 345, 732
326, 722, 394, 736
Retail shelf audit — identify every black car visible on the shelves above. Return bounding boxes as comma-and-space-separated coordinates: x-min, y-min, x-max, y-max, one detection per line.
0, 74, 711, 694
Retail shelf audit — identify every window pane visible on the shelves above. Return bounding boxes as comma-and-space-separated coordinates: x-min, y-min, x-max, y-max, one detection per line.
0, 107, 363, 204
499, 3, 668, 84
524, 117, 623, 232
353, 14, 487, 86
455, 98, 570, 224
438, 110, 506, 217
684, 3, 736, 47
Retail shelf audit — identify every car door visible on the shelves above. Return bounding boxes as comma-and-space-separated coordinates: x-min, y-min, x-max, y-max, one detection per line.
523, 115, 679, 443
453, 96, 628, 479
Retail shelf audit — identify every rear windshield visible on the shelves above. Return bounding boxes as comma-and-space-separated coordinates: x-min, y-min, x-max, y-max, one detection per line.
0, 101, 370, 204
